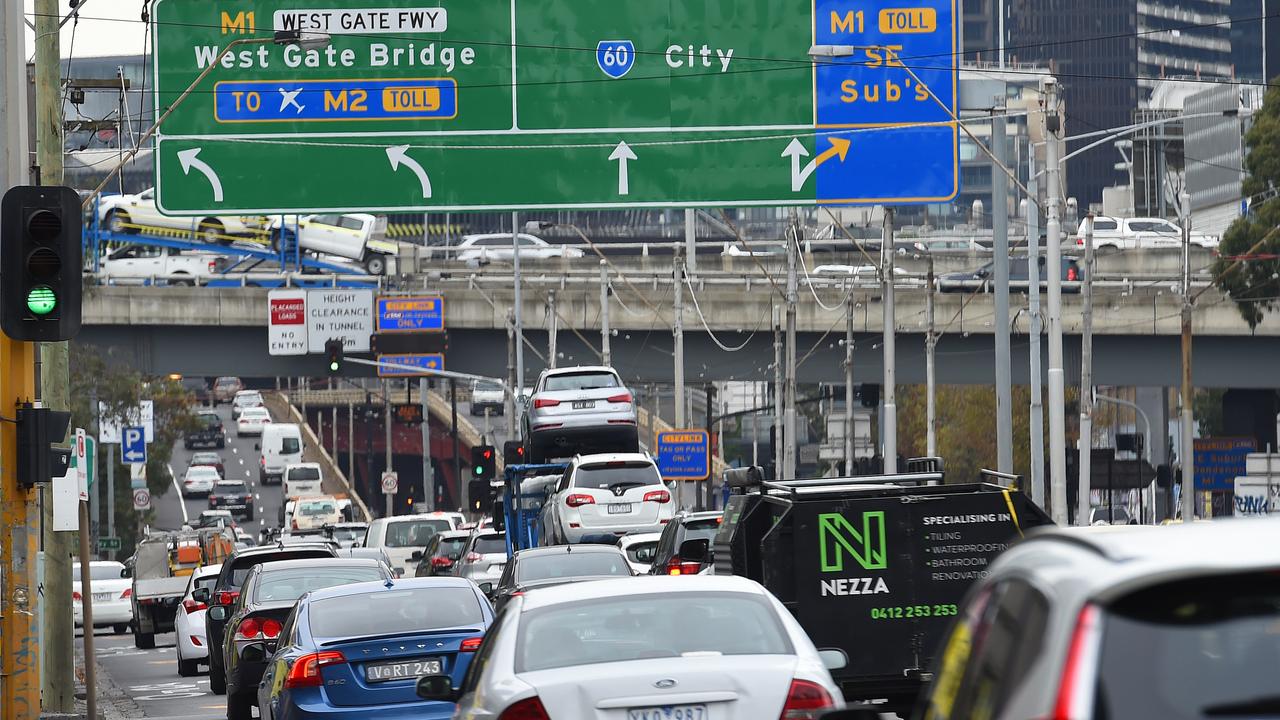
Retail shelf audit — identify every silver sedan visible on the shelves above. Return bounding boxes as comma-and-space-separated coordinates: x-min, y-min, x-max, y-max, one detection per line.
415, 575, 847, 719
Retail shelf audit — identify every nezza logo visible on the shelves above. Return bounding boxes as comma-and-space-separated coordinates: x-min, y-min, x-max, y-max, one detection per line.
818, 511, 887, 572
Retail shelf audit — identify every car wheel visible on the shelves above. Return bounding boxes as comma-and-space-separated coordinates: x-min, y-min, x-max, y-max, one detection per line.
113, 624, 128, 634
134, 631, 155, 649
209, 664, 227, 695
227, 693, 253, 720
244, 508, 254, 521
171, 273, 195, 287
105, 209, 135, 234
198, 218, 226, 245
364, 254, 387, 276
177, 655, 200, 677
184, 441, 192, 450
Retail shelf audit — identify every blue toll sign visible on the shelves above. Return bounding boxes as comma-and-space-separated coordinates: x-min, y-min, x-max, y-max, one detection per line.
377, 353, 444, 377
811, 0, 959, 203
1194, 437, 1255, 491
656, 430, 711, 481
377, 296, 445, 332
214, 78, 457, 123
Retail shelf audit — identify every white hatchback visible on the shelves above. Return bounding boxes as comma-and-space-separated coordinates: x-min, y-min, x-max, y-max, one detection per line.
230, 390, 264, 420
544, 454, 674, 544
420, 575, 847, 719
174, 563, 221, 676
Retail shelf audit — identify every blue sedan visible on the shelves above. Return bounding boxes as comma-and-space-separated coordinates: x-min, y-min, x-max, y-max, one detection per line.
255, 576, 494, 720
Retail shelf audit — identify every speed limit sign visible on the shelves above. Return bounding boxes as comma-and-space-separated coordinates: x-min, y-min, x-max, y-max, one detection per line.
381, 471, 398, 495
132, 488, 151, 511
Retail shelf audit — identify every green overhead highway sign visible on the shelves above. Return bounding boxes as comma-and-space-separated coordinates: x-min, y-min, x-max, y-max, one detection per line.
153, 0, 957, 213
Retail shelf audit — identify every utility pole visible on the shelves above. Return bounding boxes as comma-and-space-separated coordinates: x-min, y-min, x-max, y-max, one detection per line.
783, 210, 800, 482
599, 261, 611, 366
546, 290, 558, 369
383, 380, 393, 518
1078, 214, 1095, 526
1027, 151, 1046, 507
843, 291, 855, 472
1042, 76, 1069, 525
34, 0, 74, 707
684, 208, 697, 274
881, 208, 898, 474
420, 377, 433, 512
450, 380, 461, 513
926, 255, 938, 457
347, 402, 354, 485
506, 310, 517, 437
673, 260, 686, 503
992, 103, 1013, 474
512, 212, 525, 400
1180, 193, 1196, 521
773, 305, 784, 478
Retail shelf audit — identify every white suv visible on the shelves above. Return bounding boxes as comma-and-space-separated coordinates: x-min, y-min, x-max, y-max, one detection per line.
541, 453, 674, 545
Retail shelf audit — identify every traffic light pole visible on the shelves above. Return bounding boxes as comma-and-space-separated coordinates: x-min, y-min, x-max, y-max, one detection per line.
420, 377, 434, 512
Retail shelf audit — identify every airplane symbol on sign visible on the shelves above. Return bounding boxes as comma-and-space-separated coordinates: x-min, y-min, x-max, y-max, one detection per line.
278, 87, 305, 114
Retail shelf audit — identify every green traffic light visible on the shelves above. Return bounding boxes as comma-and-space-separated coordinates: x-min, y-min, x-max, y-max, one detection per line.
329, 361, 339, 372
26, 286, 56, 315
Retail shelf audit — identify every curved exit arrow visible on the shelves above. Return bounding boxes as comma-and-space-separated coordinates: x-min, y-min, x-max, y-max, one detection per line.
783, 137, 852, 192
386, 145, 433, 199
177, 148, 224, 202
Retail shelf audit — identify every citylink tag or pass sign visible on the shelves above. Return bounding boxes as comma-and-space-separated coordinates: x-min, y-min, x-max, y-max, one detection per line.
152, 0, 957, 213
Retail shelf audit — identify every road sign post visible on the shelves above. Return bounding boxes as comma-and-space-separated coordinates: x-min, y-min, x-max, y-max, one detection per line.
152, 0, 958, 214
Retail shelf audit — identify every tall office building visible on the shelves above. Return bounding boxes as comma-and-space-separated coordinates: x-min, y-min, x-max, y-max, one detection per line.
1138, 0, 1234, 95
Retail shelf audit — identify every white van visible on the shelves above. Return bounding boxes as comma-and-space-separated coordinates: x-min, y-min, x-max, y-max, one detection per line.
283, 462, 323, 498
363, 512, 466, 576
259, 423, 302, 485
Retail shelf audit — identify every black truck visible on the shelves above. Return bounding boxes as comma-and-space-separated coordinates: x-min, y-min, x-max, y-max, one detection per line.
708, 462, 1052, 715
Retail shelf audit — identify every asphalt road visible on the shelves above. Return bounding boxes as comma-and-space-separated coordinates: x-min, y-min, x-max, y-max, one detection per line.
85, 628, 225, 720
158, 403, 285, 540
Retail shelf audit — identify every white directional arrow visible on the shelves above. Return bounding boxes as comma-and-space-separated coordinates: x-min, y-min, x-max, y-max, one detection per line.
386, 145, 432, 198
176, 148, 224, 202
122, 447, 145, 463
782, 136, 852, 192
608, 140, 637, 196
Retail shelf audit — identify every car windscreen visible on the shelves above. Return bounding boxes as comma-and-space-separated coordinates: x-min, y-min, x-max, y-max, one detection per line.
252, 566, 384, 603
299, 502, 337, 516
216, 482, 248, 494
475, 380, 502, 392
683, 518, 722, 546
472, 535, 506, 555
517, 553, 632, 582
573, 463, 661, 491
1095, 571, 1280, 719
235, 393, 263, 404
329, 527, 365, 542
438, 537, 467, 559
192, 453, 221, 464
383, 519, 453, 548
289, 467, 320, 481
280, 437, 301, 454
75, 563, 125, 581
542, 371, 619, 392
198, 413, 220, 428
517, 592, 792, 672
308, 586, 485, 638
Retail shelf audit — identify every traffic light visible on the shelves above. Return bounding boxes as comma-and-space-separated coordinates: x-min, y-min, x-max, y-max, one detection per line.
468, 479, 493, 513
325, 339, 343, 375
471, 444, 495, 482
1, 186, 82, 341
502, 440, 525, 466
859, 383, 880, 408
16, 406, 72, 489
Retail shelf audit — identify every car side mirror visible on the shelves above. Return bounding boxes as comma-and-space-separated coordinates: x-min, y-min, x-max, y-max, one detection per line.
678, 538, 710, 563
120, 567, 132, 579
410, 551, 423, 562
240, 642, 270, 663
818, 648, 849, 671
478, 582, 493, 596
208, 606, 228, 622
192, 588, 211, 603
415, 675, 458, 702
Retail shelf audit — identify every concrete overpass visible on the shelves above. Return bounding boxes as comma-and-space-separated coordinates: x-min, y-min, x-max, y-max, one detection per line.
78, 261, 1280, 387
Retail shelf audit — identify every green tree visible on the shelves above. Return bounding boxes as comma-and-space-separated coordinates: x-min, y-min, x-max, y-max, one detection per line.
69, 345, 197, 558
1213, 81, 1280, 327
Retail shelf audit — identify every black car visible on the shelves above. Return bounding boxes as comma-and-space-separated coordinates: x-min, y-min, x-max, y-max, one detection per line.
208, 480, 255, 521
197, 542, 338, 697
646, 511, 724, 576
413, 530, 470, 578
220, 558, 391, 720
488, 545, 633, 613
938, 256, 1083, 293
184, 410, 226, 449
180, 376, 210, 405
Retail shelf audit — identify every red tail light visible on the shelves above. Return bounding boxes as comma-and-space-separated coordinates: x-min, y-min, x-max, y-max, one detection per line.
182, 599, 206, 614
191, 635, 203, 647
72, 591, 82, 602
120, 588, 132, 599
216, 590, 240, 606
533, 398, 560, 409
643, 490, 671, 503
666, 558, 700, 575
284, 651, 346, 689
1075, 237, 1083, 246
208, 497, 218, 506
465, 552, 482, 563
460, 636, 483, 652
565, 494, 596, 508
261, 618, 283, 639
431, 556, 454, 568
237, 618, 261, 639
778, 679, 836, 719
606, 393, 633, 403
497, 696, 551, 720
1051, 604, 1102, 720
1067, 267, 1079, 281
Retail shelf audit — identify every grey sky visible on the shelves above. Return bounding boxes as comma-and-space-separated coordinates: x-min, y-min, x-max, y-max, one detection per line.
23, 0, 150, 60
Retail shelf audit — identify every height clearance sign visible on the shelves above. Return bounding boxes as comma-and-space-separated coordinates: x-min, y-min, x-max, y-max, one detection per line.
152, 0, 957, 214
